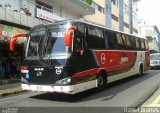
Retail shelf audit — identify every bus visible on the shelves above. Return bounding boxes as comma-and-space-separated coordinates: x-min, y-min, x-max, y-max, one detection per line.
10, 19, 150, 94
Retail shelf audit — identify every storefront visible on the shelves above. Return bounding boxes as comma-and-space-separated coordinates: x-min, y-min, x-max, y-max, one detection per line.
0, 24, 29, 79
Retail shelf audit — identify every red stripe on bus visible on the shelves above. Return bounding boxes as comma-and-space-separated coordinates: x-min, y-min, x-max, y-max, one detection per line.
72, 68, 99, 78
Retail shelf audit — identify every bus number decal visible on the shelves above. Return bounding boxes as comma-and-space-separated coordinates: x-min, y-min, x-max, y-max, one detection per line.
101, 53, 106, 65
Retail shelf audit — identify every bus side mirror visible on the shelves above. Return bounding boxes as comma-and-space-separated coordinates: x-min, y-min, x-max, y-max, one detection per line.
64, 26, 77, 46
10, 34, 28, 51
64, 30, 73, 46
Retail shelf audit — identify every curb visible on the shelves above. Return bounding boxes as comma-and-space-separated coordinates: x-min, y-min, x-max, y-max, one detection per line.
0, 87, 26, 97
141, 87, 160, 107
0, 79, 21, 85
131, 84, 159, 107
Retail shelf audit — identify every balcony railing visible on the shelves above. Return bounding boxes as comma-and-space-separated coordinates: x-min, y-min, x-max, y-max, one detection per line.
0, 6, 48, 28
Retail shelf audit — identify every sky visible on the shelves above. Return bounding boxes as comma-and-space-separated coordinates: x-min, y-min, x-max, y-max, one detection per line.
137, 0, 160, 29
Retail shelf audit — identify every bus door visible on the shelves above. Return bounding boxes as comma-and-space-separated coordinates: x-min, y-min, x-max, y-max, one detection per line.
73, 24, 98, 74
73, 23, 86, 73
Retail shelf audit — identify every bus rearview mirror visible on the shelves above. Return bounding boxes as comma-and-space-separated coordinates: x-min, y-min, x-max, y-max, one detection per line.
10, 34, 28, 51
64, 26, 77, 46
64, 30, 73, 46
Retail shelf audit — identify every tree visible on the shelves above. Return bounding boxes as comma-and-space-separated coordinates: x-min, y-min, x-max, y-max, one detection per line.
85, 0, 93, 5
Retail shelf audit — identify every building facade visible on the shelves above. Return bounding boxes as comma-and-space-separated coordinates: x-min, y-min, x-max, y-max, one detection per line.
0, 0, 139, 36
83, 0, 139, 35
0, 0, 141, 78
0, 0, 94, 28
138, 20, 160, 53
0, 0, 95, 79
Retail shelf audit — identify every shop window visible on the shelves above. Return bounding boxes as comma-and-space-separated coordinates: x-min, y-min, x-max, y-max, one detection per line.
112, 0, 118, 7
98, 5, 102, 12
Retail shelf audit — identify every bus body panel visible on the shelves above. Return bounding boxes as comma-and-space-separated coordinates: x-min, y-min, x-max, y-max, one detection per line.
17, 20, 150, 94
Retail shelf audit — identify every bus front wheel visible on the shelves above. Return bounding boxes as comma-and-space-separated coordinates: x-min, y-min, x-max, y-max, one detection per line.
96, 72, 106, 91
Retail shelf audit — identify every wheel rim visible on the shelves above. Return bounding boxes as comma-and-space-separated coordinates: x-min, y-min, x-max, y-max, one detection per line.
98, 76, 104, 87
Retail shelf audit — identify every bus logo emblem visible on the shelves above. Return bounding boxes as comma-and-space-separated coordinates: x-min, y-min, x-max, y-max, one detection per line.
37, 72, 42, 76
101, 53, 106, 64
55, 67, 63, 75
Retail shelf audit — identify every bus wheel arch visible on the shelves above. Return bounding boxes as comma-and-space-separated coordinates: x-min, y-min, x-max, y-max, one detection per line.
96, 70, 107, 90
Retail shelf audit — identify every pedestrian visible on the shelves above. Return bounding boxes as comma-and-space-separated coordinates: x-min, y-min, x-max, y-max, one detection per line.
10, 56, 17, 79
0, 53, 3, 79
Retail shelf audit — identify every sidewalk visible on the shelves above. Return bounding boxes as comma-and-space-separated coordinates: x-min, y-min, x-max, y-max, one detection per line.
141, 87, 160, 107
0, 79, 20, 85
0, 79, 25, 97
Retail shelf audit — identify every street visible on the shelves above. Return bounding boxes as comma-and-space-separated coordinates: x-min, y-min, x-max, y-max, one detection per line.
0, 70, 160, 110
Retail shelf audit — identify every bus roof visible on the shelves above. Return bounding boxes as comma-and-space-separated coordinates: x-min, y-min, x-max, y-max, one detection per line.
37, 19, 147, 40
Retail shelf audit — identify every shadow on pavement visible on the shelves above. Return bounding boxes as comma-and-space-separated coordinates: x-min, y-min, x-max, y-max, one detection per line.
30, 70, 159, 103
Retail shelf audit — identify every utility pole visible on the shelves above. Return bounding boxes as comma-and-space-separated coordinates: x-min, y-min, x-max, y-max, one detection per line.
106, 0, 111, 28
129, 0, 133, 34
119, 0, 124, 32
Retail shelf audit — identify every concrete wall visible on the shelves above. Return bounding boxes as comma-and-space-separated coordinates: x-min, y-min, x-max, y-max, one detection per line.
84, 10, 106, 26
83, 0, 106, 26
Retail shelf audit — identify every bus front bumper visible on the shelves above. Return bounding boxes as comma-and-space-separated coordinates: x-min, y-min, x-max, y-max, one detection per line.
21, 83, 76, 94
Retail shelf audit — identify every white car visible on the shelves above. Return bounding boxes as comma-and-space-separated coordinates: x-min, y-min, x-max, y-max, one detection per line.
150, 53, 160, 69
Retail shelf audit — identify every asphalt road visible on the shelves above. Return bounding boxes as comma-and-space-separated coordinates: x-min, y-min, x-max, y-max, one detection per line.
0, 70, 160, 113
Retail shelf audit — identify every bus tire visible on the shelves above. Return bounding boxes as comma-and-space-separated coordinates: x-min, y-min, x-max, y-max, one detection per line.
96, 72, 107, 91
139, 64, 143, 76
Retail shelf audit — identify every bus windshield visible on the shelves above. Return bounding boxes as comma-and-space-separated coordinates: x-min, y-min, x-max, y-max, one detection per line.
27, 26, 47, 57
27, 23, 72, 59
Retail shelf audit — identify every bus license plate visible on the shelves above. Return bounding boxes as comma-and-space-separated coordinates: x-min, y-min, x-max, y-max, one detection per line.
37, 86, 43, 91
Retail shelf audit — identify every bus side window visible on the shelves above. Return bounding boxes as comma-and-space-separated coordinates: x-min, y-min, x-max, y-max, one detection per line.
144, 40, 149, 50
116, 33, 123, 49
75, 23, 85, 55
87, 26, 105, 49
116, 33, 127, 50
125, 35, 131, 50
140, 39, 145, 51
104, 30, 108, 49
121, 34, 126, 49
135, 37, 140, 50
129, 36, 136, 50
106, 31, 118, 50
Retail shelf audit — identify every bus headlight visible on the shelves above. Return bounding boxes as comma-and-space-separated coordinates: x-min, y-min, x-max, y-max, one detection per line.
56, 77, 71, 85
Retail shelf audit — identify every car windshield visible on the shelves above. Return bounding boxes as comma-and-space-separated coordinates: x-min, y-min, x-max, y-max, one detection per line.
150, 54, 160, 60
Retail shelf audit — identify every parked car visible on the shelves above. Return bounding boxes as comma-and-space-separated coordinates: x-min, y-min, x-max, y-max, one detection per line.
150, 53, 160, 69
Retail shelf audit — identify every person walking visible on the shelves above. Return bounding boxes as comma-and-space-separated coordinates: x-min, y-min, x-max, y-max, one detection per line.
0, 53, 3, 79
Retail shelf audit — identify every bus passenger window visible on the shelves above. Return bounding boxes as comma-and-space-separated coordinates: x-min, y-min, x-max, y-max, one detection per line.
75, 23, 85, 55
145, 40, 149, 50
135, 38, 140, 50
125, 35, 131, 50
141, 39, 145, 51
106, 31, 118, 50
87, 26, 105, 49
75, 38, 83, 55
128, 36, 135, 50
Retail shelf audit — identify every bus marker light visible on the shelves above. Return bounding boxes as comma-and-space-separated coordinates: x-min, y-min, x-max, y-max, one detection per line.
21, 66, 29, 73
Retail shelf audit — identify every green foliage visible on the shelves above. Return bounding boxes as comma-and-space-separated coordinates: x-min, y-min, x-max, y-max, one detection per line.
85, 0, 93, 5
